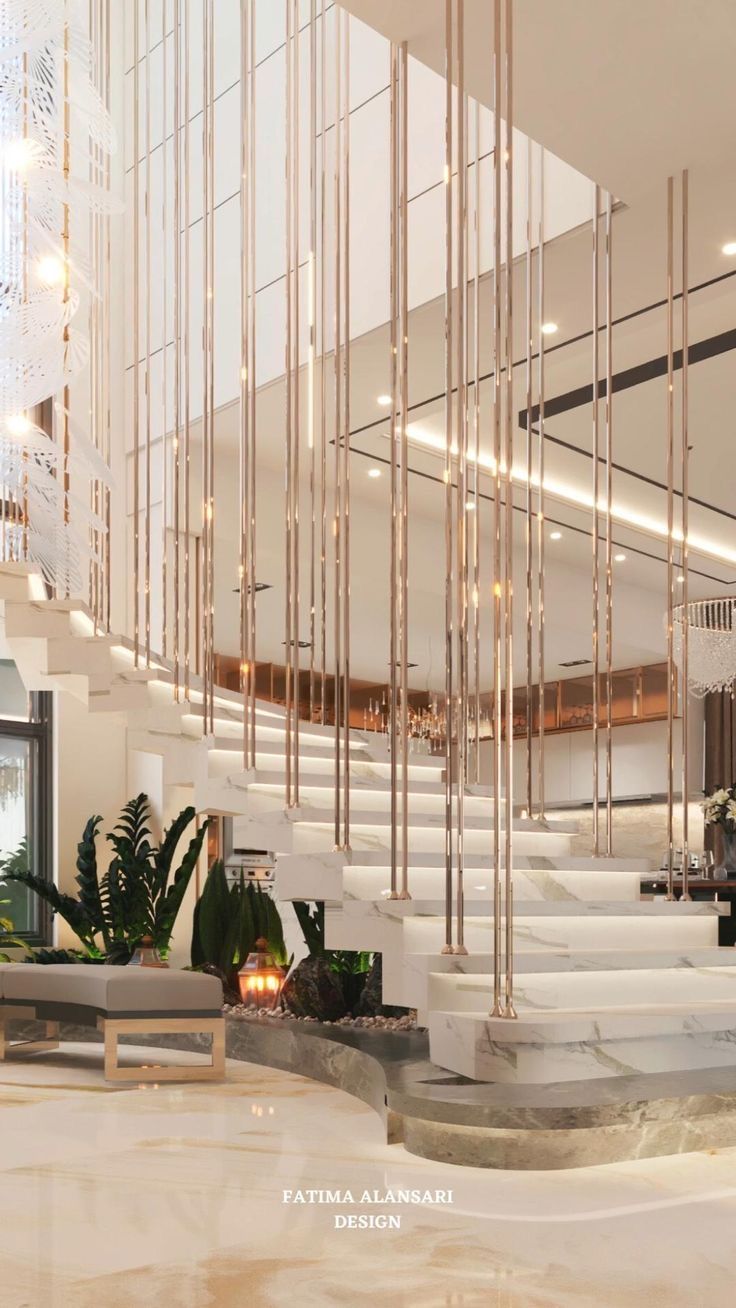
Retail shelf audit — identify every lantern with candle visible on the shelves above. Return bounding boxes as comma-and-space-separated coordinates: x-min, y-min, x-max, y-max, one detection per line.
238, 938, 285, 1009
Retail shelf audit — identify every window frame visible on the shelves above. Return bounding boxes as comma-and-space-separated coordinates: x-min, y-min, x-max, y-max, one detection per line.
0, 690, 53, 946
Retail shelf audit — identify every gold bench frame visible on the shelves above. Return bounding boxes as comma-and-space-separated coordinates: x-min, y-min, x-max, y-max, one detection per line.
0, 1006, 225, 1084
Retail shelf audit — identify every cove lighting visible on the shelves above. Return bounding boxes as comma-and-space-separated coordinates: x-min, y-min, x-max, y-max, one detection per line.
550, 530, 562, 540
377, 394, 392, 407
403, 420, 736, 570
541, 321, 558, 335
722, 242, 736, 256
368, 467, 382, 478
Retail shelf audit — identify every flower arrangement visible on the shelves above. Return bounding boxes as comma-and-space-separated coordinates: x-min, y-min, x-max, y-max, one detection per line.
702, 786, 736, 831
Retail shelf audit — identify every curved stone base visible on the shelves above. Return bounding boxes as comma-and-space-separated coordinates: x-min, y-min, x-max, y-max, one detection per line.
43, 1016, 736, 1169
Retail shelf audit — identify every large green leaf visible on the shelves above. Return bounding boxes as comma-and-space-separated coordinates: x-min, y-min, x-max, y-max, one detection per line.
191, 860, 232, 969
154, 817, 210, 950
3, 868, 97, 949
153, 806, 196, 901
74, 816, 105, 945
292, 900, 324, 956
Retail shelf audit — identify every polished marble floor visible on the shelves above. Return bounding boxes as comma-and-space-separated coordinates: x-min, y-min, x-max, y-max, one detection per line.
1, 1044, 735, 1307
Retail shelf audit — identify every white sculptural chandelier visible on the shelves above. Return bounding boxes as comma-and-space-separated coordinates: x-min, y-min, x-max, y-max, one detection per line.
673, 597, 736, 696
0, 0, 115, 594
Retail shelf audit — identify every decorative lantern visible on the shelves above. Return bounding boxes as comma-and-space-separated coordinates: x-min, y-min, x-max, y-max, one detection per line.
238, 937, 284, 1009
128, 935, 168, 968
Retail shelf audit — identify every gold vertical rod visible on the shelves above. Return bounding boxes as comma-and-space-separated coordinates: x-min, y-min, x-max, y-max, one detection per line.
442, 0, 454, 955
398, 38, 410, 900
132, 0, 140, 660
207, 0, 215, 733
490, 0, 502, 1013
183, 0, 191, 699
283, 0, 292, 805
455, 0, 467, 953
294, 0, 302, 806
472, 98, 481, 786
388, 42, 399, 900
604, 189, 613, 856
680, 169, 690, 900
161, 0, 169, 658
502, 0, 516, 1018
173, 0, 181, 696
144, 0, 151, 664
246, 0, 257, 766
319, 0, 327, 725
243, 0, 254, 758
666, 176, 675, 898
61, 7, 71, 568
591, 183, 601, 854
341, 9, 351, 849
201, 0, 210, 727
536, 143, 545, 821
524, 136, 533, 817
103, 0, 112, 627
308, 0, 317, 726
333, 1, 343, 849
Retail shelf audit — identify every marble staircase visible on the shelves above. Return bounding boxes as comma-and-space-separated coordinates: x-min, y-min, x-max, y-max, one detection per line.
3, 563, 736, 1089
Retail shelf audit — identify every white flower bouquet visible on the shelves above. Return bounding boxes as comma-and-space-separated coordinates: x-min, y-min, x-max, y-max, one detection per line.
702, 786, 736, 832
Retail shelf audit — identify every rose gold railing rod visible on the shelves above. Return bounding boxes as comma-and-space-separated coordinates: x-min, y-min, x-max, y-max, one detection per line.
294, 0, 302, 806
183, 0, 191, 699
319, 0, 327, 726
173, 0, 181, 697
455, 0, 468, 953
333, 3, 343, 849
132, 0, 141, 662
239, 0, 250, 759
247, 0, 257, 766
442, 0, 455, 956
536, 143, 545, 824
472, 98, 481, 785
399, 38, 410, 900
502, 0, 516, 1019
524, 136, 533, 818
284, 0, 294, 804
161, 0, 169, 659
341, 10, 351, 849
389, 42, 399, 900
666, 176, 675, 899
591, 182, 601, 854
308, 0, 317, 726
489, 0, 502, 1015
681, 168, 690, 901
144, 0, 152, 664
604, 189, 614, 856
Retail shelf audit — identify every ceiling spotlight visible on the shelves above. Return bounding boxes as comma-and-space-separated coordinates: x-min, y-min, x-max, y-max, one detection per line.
614, 552, 626, 563
677, 574, 685, 583
377, 394, 392, 407
37, 255, 65, 285
722, 242, 736, 256
368, 467, 382, 479
4, 137, 35, 171
465, 499, 475, 510
6, 414, 31, 437
541, 321, 558, 336
550, 530, 562, 540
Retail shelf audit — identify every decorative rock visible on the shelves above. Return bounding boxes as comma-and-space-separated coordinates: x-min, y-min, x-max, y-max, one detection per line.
352, 953, 411, 1020
280, 955, 348, 1021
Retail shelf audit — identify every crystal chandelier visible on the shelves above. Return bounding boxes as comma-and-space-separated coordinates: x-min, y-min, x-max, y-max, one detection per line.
673, 597, 736, 696
0, 0, 115, 593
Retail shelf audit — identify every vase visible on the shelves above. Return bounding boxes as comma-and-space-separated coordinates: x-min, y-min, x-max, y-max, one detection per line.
716, 830, 736, 878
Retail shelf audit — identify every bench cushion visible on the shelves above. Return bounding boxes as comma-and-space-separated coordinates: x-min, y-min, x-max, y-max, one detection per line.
0, 963, 223, 1017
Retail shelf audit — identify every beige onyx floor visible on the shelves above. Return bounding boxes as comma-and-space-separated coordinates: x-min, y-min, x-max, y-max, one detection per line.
1, 1044, 735, 1308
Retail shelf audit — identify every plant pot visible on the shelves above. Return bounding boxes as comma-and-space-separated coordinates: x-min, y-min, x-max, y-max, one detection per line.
716, 829, 736, 878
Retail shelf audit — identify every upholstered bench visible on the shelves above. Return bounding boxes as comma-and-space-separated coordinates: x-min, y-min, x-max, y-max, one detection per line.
0, 963, 225, 1083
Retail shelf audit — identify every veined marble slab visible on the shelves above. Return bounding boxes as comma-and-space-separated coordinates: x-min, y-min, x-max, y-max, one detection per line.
342, 864, 640, 903
429, 1005, 736, 1083
291, 820, 572, 857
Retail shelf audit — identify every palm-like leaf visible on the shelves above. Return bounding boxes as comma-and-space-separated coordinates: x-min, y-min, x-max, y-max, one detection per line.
153, 806, 196, 902
153, 818, 210, 953
74, 815, 106, 944
2, 867, 98, 949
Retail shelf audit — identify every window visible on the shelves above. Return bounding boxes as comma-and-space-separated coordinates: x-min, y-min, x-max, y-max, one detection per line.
0, 660, 52, 944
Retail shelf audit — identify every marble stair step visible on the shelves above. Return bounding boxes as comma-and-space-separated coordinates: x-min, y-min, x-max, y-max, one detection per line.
402, 911, 721, 952
290, 821, 573, 857
231, 778, 503, 812
279, 806, 570, 832
428, 963, 736, 1016
341, 865, 639, 903
427, 1005, 736, 1084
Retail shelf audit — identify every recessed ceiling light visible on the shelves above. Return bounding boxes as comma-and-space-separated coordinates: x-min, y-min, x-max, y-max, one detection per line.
677, 574, 685, 582
541, 321, 558, 336
614, 552, 626, 563
4, 137, 35, 171
550, 530, 562, 540
368, 467, 382, 479
377, 394, 392, 407
722, 242, 736, 256
465, 499, 475, 510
